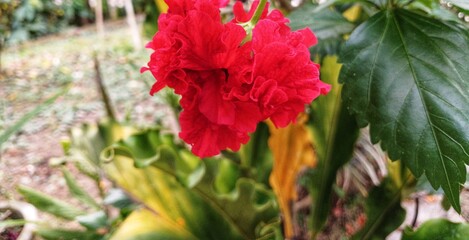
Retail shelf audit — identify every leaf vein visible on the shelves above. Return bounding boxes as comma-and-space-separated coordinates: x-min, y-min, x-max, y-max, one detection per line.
432, 124, 469, 158
391, 10, 456, 202
420, 87, 469, 123
402, 15, 469, 97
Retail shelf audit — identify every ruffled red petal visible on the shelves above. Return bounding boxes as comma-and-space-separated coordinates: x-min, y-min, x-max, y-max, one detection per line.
142, 0, 330, 158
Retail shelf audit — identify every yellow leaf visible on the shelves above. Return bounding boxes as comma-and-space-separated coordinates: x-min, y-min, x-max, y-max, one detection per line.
267, 115, 316, 238
155, 0, 168, 13
343, 4, 361, 22
110, 209, 194, 240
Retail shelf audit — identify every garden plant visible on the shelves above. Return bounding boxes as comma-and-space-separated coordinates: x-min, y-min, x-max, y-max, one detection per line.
4, 0, 469, 239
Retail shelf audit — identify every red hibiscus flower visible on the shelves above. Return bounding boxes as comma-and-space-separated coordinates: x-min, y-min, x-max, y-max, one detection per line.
142, 0, 330, 158
232, 1, 330, 127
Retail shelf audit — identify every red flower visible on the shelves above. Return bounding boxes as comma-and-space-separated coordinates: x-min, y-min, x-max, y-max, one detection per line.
142, 0, 330, 157
250, 19, 330, 127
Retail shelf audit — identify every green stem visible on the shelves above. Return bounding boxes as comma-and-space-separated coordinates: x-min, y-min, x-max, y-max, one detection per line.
249, 0, 268, 25
239, 0, 269, 44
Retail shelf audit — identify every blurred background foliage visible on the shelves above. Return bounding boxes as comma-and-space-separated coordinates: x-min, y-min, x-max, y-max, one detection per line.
0, 0, 155, 46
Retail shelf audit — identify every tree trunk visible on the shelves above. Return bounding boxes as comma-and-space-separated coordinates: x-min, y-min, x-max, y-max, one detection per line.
109, 6, 119, 20
95, 0, 105, 38
124, 0, 142, 50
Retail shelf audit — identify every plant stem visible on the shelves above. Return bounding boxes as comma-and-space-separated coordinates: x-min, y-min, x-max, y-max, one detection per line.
240, 0, 268, 44
411, 197, 419, 228
249, 0, 268, 26
93, 54, 116, 121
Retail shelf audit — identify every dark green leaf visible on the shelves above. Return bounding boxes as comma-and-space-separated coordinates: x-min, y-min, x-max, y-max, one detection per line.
17, 185, 85, 220
414, 174, 443, 195
62, 168, 101, 210
76, 211, 108, 230
289, 5, 355, 39
239, 122, 272, 186
352, 177, 406, 240
402, 219, 469, 240
289, 4, 355, 56
339, 9, 469, 212
441, 195, 452, 211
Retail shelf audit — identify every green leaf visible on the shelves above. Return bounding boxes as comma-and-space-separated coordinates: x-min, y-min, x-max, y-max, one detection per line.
67, 120, 137, 179
0, 87, 67, 145
100, 127, 280, 240
62, 168, 101, 210
103, 188, 134, 209
17, 185, 85, 220
289, 4, 355, 56
36, 228, 102, 240
239, 122, 272, 186
305, 56, 360, 235
76, 211, 108, 230
352, 177, 406, 240
0, 219, 26, 228
339, 9, 469, 212
441, 195, 452, 211
289, 5, 355, 39
402, 219, 469, 240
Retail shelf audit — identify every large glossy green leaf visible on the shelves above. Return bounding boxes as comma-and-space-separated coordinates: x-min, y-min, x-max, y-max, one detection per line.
402, 219, 469, 240
352, 177, 406, 240
339, 9, 469, 212
305, 56, 360, 235
101, 128, 280, 240
289, 4, 355, 56
17, 185, 85, 220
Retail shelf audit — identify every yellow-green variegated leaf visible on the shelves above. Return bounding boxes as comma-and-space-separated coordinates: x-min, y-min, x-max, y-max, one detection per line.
111, 209, 194, 240
101, 129, 280, 240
